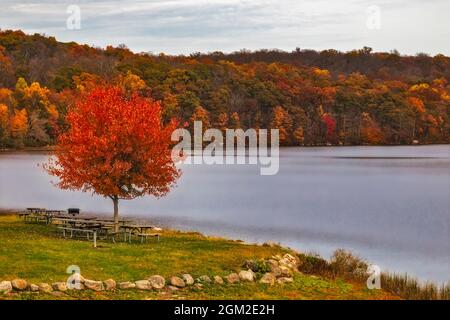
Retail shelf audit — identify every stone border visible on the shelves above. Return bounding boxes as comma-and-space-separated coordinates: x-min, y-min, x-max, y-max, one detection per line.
0, 253, 300, 295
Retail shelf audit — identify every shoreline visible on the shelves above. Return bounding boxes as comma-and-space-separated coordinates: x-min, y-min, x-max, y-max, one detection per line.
0, 212, 402, 300
1, 209, 448, 290
1, 143, 450, 153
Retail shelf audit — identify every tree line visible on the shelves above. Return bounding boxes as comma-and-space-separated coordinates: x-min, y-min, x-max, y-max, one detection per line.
0, 29, 449, 148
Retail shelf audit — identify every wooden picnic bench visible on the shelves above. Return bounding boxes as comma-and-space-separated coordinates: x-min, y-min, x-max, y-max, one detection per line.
26, 208, 46, 214
120, 224, 162, 243
42, 210, 67, 224
18, 209, 162, 245
25, 214, 47, 223
18, 208, 65, 224
17, 212, 31, 220
136, 232, 161, 243
57, 226, 98, 248
52, 216, 98, 226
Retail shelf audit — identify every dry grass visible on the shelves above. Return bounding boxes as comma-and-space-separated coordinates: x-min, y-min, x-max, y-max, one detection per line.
295, 249, 449, 300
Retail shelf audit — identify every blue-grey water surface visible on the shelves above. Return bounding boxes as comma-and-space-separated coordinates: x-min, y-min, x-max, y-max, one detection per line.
0, 145, 449, 283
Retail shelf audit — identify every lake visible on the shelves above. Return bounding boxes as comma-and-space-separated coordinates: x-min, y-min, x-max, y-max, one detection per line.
0, 145, 449, 283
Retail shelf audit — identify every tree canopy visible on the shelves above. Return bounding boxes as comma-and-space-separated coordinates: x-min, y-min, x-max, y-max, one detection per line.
45, 86, 180, 228
0, 29, 449, 147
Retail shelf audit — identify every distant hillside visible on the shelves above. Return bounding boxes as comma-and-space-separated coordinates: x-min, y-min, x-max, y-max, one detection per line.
0, 29, 449, 148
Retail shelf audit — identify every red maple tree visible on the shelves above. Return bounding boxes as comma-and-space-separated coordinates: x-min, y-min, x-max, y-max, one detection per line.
45, 86, 180, 230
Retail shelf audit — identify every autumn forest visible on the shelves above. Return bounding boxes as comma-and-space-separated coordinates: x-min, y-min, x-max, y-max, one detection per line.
0, 29, 449, 149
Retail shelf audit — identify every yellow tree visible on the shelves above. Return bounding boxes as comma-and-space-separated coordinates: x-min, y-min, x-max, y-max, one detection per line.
117, 70, 147, 95
190, 106, 211, 129
0, 104, 9, 144
10, 108, 28, 147
14, 78, 57, 120
270, 106, 293, 145
73, 72, 104, 93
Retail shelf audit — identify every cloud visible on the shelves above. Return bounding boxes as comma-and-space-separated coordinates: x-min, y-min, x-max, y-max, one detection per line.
0, 0, 449, 55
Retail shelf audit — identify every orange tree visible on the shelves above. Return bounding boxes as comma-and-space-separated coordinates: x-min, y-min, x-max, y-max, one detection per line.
45, 86, 180, 231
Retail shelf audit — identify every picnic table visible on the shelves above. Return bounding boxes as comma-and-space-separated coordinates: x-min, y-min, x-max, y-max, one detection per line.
56, 218, 101, 228
53, 216, 97, 224
19, 208, 69, 224
26, 208, 46, 213
42, 210, 67, 224
17, 208, 47, 223
17, 209, 162, 245
120, 224, 162, 243
56, 218, 103, 248
17, 211, 31, 220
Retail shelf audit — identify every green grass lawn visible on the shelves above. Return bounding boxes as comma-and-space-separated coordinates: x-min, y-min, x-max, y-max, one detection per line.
0, 214, 398, 300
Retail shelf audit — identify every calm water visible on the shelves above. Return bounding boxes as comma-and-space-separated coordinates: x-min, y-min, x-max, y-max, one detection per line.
0, 146, 449, 283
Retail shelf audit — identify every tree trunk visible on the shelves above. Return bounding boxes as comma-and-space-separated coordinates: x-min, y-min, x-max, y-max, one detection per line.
113, 196, 119, 232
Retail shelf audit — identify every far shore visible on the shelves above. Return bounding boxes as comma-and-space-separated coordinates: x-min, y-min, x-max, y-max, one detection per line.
1, 143, 449, 154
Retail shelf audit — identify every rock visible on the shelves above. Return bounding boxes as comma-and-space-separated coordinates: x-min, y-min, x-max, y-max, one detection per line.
148, 275, 165, 289
67, 273, 85, 289
267, 259, 279, 270
197, 275, 211, 283
283, 253, 299, 265
167, 285, 179, 291
67, 274, 85, 290
78, 274, 86, 283
272, 254, 283, 261
52, 282, 67, 292
84, 280, 104, 291
103, 279, 116, 291
277, 277, 294, 284
193, 283, 204, 290
29, 284, 40, 292
279, 266, 292, 277
279, 253, 300, 270
225, 273, 240, 284
213, 276, 224, 285
11, 279, 28, 291
0, 281, 12, 293
182, 274, 194, 286
38, 283, 52, 293
259, 273, 276, 285
119, 281, 136, 289
278, 259, 295, 270
135, 280, 152, 290
239, 269, 255, 282
271, 266, 282, 277
170, 276, 186, 288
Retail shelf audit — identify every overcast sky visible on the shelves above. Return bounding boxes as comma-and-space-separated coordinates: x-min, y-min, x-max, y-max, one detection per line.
1, 0, 449, 55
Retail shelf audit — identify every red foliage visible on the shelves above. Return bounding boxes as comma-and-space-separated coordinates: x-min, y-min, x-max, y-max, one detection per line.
45, 86, 180, 223
321, 113, 336, 141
